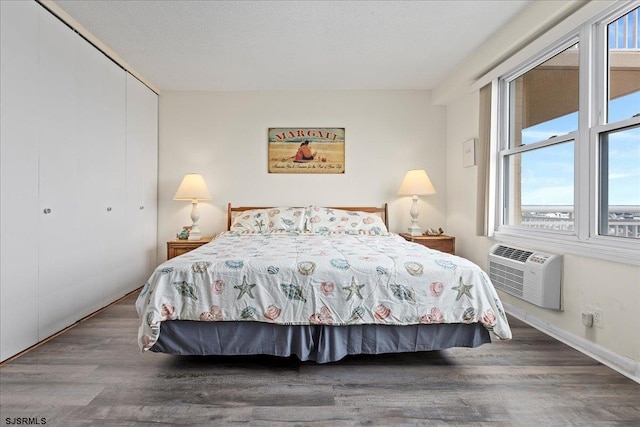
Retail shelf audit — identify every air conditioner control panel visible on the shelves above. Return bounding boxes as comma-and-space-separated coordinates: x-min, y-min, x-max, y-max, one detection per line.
529, 254, 550, 264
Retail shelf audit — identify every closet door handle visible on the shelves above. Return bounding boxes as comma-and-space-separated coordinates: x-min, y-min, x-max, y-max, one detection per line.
43, 208, 52, 214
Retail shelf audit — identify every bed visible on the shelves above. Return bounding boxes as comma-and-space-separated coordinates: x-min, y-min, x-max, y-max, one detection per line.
136, 204, 511, 363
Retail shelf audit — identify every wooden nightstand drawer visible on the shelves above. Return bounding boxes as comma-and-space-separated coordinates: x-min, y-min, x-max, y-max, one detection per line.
399, 233, 455, 255
167, 237, 213, 260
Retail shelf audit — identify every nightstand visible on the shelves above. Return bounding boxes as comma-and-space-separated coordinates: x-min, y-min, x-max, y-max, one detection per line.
167, 236, 213, 260
399, 233, 455, 254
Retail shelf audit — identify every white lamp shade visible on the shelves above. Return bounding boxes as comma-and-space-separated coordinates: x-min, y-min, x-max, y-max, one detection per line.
173, 173, 212, 201
397, 169, 437, 196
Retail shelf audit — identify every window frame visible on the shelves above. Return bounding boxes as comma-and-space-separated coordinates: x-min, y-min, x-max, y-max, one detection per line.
493, 2, 640, 266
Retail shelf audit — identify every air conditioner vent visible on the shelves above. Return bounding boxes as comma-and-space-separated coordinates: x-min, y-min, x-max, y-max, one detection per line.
488, 244, 562, 310
493, 245, 533, 263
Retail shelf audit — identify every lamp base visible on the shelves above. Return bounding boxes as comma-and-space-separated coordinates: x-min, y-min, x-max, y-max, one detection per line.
188, 201, 203, 240
188, 230, 203, 241
408, 225, 422, 237
408, 195, 422, 236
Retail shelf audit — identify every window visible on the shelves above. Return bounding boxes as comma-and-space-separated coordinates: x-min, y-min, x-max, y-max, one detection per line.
504, 140, 575, 231
598, 125, 640, 239
607, 8, 640, 124
597, 8, 640, 240
501, 42, 579, 232
495, 4, 640, 262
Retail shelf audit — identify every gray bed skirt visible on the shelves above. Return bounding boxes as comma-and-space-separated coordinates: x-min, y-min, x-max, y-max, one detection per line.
150, 321, 492, 363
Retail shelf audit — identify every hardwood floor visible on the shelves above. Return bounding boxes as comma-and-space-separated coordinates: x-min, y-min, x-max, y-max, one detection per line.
1, 291, 638, 426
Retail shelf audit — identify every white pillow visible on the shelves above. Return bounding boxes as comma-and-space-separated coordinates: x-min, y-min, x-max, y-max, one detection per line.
306, 206, 389, 235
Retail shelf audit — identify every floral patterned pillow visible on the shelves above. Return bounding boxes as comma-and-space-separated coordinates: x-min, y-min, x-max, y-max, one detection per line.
229, 207, 306, 233
306, 206, 389, 235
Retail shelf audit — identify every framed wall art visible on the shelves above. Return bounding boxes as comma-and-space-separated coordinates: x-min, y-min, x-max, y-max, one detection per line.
268, 128, 345, 174
463, 138, 477, 168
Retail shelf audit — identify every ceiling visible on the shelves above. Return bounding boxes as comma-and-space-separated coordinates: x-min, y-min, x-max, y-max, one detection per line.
52, 0, 532, 92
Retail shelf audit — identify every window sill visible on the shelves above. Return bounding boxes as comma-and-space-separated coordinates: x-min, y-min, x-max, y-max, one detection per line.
492, 230, 640, 266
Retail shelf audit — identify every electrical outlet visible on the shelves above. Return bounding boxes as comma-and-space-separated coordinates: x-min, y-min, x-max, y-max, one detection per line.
592, 307, 604, 328
585, 305, 604, 329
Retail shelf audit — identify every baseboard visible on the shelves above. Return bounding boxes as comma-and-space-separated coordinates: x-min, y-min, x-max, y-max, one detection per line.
504, 302, 639, 384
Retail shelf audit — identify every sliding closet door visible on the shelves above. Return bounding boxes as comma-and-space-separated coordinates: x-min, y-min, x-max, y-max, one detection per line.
94, 54, 128, 306
38, 8, 128, 329
75, 28, 127, 315
126, 73, 158, 292
0, 0, 40, 361
0, 2, 157, 362
37, 7, 84, 339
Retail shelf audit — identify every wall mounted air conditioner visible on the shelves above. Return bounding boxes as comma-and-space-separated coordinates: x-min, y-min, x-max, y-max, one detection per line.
488, 244, 562, 310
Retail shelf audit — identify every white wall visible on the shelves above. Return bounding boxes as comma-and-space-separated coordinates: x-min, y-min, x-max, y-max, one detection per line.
444, 60, 640, 383
158, 90, 446, 259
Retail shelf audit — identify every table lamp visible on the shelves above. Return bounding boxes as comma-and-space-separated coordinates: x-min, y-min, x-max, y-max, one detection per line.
174, 173, 212, 241
397, 169, 437, 236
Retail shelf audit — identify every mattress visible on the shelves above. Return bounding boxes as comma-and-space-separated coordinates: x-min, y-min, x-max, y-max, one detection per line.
136, 230, 511, 360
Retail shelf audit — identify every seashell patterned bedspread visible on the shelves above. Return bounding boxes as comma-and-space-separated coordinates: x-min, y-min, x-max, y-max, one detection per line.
136, 232, 512, 351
